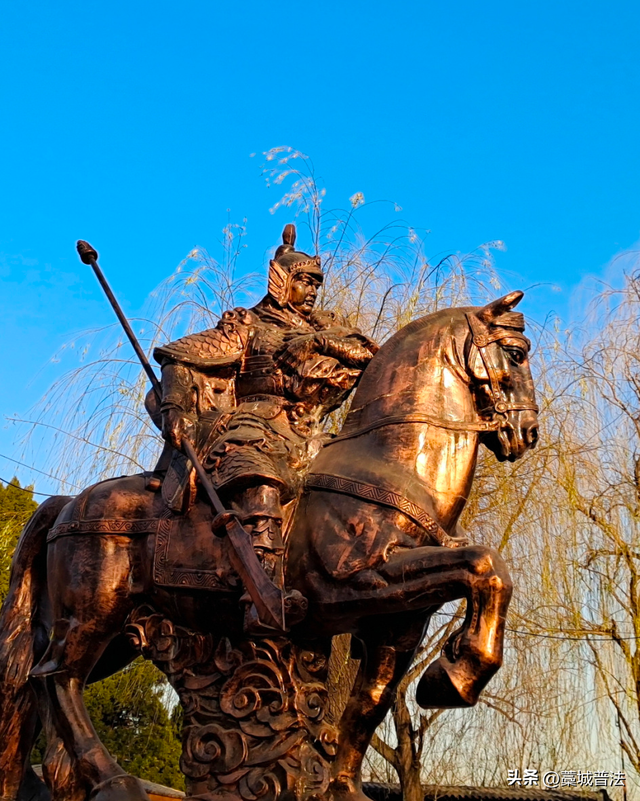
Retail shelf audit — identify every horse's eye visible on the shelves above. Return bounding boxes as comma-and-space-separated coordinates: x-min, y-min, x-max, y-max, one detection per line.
505, 347, 526, 365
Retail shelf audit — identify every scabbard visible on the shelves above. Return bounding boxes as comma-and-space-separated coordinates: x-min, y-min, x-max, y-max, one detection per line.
225, 517, 285, 632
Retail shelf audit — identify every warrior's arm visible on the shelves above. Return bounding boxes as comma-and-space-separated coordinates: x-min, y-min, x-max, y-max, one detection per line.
159, 359, 244, 448
161, 361, 197, 414
158, 362, 199, 448
315, 333, 378, 368
276, 327, 378, 371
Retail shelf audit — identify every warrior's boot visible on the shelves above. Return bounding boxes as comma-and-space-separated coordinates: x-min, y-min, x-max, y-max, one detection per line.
229, 484, 307, 635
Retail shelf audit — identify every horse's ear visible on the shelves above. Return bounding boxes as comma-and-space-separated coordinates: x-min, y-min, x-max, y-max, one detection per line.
477, 290, 524, 323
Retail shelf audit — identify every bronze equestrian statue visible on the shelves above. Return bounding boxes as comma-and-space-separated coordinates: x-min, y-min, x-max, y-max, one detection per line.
0, 224, 539, 801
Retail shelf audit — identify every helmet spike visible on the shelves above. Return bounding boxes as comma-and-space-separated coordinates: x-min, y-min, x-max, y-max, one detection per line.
282, 224, 296, 248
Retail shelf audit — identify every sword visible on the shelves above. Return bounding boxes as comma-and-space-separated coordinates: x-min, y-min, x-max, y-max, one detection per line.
76, 239, 286, 632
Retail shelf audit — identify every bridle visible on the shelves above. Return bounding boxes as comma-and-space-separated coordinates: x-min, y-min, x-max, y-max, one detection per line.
465, 311, 539, 419
325, 312, 539, 446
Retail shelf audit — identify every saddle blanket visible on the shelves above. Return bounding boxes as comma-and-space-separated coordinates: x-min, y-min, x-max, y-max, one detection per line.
48, 502, 234, 592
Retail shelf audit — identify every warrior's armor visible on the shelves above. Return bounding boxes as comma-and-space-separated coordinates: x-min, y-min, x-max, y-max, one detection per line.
151, 224, 378, 631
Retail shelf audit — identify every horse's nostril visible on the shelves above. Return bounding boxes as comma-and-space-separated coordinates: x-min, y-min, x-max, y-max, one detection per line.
527, 425, 539, 446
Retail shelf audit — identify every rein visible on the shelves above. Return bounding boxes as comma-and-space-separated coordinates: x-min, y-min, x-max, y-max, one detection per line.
326, 412, 498, 446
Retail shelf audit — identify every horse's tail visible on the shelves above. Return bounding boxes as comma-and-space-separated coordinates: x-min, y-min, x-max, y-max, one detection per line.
0, 495, 71, 800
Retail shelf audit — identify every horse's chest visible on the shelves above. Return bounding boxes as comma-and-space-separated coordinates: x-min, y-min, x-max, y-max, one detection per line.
301, 491, 420, 582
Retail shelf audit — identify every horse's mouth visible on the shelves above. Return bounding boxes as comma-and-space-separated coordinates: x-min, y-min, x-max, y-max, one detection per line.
482, 422, 537, 462
497, 428, 521, 462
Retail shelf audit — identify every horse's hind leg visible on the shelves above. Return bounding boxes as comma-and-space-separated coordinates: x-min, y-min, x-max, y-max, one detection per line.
31, 536, 148, 801
329, 612, 430, 801
29, 635, 140, 801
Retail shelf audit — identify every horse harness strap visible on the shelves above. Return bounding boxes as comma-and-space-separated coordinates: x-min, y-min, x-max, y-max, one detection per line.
326, 412, 499, 446
47, 515, 171, 543
305, 473, 467, 549
465, 311, 539, 417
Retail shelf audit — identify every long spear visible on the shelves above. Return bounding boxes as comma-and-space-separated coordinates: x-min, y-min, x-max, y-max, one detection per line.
76, 240, 286, 632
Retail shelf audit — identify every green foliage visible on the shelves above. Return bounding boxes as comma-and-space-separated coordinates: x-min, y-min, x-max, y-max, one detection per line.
0, 477, 38, 603
83, 659, 184, 790
31, 659, 184, 790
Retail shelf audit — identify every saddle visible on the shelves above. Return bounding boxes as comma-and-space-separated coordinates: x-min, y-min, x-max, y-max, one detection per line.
47, 473, 237, 592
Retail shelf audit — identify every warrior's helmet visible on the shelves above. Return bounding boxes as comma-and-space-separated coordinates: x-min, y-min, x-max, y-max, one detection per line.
268, 224, 323, 307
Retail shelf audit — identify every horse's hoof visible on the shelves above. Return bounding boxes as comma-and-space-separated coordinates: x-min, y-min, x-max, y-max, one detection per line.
90, 775, 149, 801
328, 775, 373, 801
415, 656, 476, 709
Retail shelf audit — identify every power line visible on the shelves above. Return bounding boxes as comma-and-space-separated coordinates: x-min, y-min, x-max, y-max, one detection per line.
0, 453, 80, 490
0, 476, 59, 498
508, 627, 638, 642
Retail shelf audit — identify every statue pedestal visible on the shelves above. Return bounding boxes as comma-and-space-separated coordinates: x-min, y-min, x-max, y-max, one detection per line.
126, 609, 337, 801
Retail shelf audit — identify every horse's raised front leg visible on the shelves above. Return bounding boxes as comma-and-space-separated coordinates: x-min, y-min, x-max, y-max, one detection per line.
329, 613, 430, 801
378, 545, 512, 709
30, 536, 148, 801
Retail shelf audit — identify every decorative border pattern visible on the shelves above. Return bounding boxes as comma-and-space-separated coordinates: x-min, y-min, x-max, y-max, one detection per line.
47, 513, 228, 591
306, 473, 465, 548
47, 518, 162, 541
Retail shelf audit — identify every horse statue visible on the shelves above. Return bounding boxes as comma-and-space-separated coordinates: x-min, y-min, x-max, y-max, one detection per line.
0, 290, 538, 801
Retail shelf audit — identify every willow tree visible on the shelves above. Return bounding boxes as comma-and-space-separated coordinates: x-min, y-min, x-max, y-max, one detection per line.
545, 265, 640, 780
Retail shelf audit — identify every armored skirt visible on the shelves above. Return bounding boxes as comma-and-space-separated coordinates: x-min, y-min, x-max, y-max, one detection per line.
202, 396, 327, 502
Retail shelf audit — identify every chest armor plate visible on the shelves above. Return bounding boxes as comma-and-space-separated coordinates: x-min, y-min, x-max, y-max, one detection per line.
237, 323, 288, 398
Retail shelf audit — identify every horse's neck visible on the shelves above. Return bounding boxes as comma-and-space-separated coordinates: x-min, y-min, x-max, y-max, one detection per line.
376, 423, 479, 532
323, 311, 481, 531
347, 317, 478, 433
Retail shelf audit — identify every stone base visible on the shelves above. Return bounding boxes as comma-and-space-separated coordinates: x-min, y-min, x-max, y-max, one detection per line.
126, 608, 337, 801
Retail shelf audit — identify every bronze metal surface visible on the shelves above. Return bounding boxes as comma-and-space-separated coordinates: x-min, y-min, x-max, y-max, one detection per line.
0, 229, 538, 801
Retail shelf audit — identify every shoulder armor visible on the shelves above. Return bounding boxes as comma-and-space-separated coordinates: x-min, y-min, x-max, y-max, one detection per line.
154, 314, 249, 369
232, 307, 260, 325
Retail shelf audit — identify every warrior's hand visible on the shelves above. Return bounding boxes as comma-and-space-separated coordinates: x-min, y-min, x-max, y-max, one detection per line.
162, 407, 195, 450
274, 334, 320, 371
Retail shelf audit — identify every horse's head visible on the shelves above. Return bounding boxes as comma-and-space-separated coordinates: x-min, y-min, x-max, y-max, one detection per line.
338, 291, 539, 464
465, 290, 539, 462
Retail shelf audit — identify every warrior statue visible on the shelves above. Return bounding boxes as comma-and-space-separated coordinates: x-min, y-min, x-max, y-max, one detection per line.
149, 223, 378, 631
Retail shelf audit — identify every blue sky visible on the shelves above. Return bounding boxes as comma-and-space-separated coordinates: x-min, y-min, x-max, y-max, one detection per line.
1, 0, 639, 493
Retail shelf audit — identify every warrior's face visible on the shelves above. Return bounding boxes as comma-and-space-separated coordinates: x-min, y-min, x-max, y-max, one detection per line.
267, 224, 324, 313
288, 273, 320, 317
